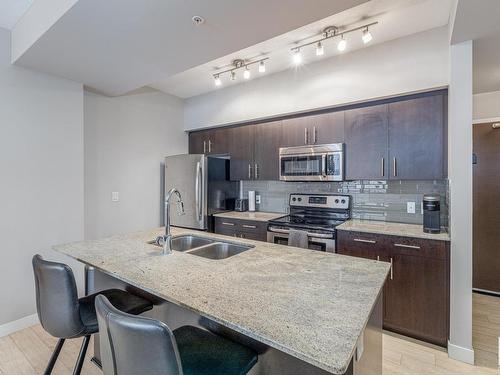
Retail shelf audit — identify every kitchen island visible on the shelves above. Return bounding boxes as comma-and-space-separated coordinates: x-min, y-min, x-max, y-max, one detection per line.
54, 227, 390, 375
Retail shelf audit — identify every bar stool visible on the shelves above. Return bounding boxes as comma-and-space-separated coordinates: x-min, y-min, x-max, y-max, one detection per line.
95, 294, 258, 375
32, 255, 153, 375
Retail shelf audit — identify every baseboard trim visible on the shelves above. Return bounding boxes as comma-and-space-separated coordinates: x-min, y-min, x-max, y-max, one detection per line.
0, 314, 39, 338
448, 340, 475, 364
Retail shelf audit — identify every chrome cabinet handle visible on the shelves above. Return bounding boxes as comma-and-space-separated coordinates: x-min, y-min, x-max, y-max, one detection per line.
393, 157, 397, 177
203, 141, 206, 153
321, 154, 327, 177
222, 222, 235, 226
353, 238, 376, 244
242, 224, 257, 229
313, 126, 317, 144
304, 128, 308, 144
248, 164, 252, 179
255, 163, 259, 179
208, 140, 212, 153
394, 243, 421, 250
381, 158, 385, 177
390, 257, 393, 280
377, 255, 380, 261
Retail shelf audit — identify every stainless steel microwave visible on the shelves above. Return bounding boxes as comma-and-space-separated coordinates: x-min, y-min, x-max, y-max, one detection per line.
279, 143, 344, 181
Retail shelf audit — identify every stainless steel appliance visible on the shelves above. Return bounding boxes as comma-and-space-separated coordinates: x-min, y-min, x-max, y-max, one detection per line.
279, 143, 344, 181
423, 194, 441, 234
164, 154, 238, 231
267, 194, 351, 252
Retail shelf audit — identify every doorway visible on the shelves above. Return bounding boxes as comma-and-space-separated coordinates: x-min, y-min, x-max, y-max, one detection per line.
473, 122, 500, 294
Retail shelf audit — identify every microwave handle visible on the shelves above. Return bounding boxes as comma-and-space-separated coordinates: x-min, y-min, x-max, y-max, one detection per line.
321, 154, 327, 177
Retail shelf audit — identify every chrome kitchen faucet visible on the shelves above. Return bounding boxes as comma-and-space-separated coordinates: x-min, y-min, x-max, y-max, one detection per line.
157, 188, 185, 255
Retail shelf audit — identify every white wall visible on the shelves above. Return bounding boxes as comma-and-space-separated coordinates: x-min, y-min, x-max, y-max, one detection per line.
84, 89, 187, 240
184, 26, 450, 130
473, 90, 500, 121
448, 40, 474, 364
0, 27, 84, 331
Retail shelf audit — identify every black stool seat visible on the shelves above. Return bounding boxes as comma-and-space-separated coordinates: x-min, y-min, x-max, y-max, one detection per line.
79, 289, 153, 334
95, 294, 258, 375
173, 325, 258, 375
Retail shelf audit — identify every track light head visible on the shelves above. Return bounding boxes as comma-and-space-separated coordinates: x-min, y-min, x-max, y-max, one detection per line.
362, 28, 372, 44
243, 66, 251, 79
292, 49, 302, 65
337, 35, 347, 52
259, 60, 266, 73
316, 41, 324, 56
214, 75, 221, 86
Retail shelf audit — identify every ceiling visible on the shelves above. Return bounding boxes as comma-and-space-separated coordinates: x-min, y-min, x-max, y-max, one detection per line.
0, 0, 34, 30
12, 0, 370, 96
153, 0, 454, 98
451, 0, 500, 94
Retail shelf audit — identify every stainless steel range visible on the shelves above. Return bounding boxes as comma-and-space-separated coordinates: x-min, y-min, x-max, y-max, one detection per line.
267, 194, 351, 253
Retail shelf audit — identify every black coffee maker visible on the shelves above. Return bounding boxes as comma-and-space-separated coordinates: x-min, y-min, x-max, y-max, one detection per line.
423, 194, 441, 234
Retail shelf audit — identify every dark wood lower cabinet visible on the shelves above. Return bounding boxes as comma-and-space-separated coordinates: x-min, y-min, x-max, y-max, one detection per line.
214, 217, 267, 242
336, 230, 450, 347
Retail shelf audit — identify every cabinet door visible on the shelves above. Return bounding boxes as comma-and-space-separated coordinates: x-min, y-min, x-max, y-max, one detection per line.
388, 94, 445, 179
254, 121, 282, 180
281, 117, 309, 147
228, 126, 255, 181
211, 128, 231, 155
309, 111, 345, 144
345, 104, 389, 180
384, 253, 449, 346
189, 131, 208, 154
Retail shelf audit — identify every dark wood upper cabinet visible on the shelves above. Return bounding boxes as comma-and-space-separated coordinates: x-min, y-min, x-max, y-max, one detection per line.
281, 111, 344, 147
388, 94, 446, 179
227, 125, 255, 181
254, 121, 282, 180
345, 104, 389, 180
188, 128, 230, 155
188, 130, 209, 154
309, 111, 345, 144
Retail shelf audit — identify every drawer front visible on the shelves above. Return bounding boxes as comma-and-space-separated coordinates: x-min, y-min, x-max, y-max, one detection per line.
214, 217, 268, 242
336, 230, 389, 259
386, 235, 448, 260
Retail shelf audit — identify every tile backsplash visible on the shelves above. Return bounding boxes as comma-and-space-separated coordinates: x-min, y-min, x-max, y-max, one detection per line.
241, 180, 449, 227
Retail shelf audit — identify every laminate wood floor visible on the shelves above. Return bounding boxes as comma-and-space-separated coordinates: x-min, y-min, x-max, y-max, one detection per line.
0, 293, 498, 374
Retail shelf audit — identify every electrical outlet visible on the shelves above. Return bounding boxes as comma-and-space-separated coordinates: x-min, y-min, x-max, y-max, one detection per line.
256, 194, 261, 204
112, 192, 119, 202
407, 201, 416, 214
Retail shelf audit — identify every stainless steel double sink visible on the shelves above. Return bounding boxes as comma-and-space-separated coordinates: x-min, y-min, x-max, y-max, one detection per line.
148, 235, 254, 260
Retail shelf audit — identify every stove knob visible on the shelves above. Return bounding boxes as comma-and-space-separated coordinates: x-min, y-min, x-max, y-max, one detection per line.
292, 197, 296, 202
335, 199, 339, 204
341, 199, 346, 204
298, 197, 302, 202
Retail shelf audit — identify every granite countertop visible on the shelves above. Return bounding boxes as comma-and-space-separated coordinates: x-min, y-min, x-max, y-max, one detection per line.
337, 219, 450, 241
54, 227, 389, 374
212, 211, 285, 222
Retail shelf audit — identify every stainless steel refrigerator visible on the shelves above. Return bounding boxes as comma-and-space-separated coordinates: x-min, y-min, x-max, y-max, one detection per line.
164, 154, 238, 231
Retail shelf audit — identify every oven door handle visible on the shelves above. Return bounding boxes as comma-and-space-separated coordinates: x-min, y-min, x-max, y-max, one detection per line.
268, 227, 333, 239
321, 154, 327, 177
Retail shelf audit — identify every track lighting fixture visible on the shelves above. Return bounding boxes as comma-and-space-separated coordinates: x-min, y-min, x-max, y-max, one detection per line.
292, 49, 302, 65
212, 57, 268, 85
316, 41, 324, 56
362, 27, 372, 44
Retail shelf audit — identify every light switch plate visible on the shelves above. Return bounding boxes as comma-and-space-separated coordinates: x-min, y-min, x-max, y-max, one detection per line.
112, 192, 119, 202
407, 201, 416, 214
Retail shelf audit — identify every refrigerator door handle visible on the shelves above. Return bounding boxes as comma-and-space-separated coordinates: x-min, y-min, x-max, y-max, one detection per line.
195, 161, 203, 222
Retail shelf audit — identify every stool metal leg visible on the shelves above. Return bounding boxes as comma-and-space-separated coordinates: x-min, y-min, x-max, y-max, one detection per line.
73, 335, 91, 375
43, 338, 65, 375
